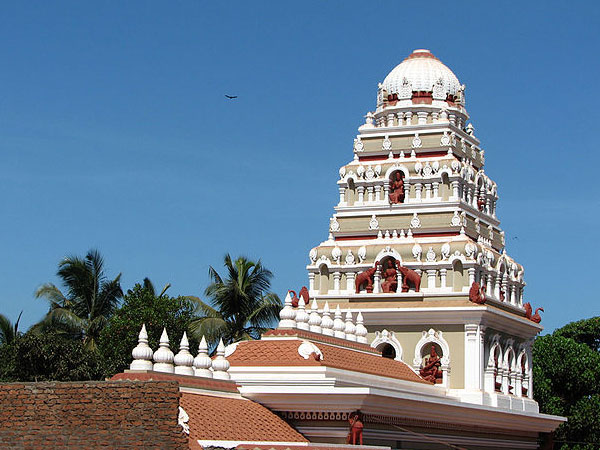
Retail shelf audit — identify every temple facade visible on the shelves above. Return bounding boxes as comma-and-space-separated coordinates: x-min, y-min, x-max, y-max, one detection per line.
305, 49, 545, 409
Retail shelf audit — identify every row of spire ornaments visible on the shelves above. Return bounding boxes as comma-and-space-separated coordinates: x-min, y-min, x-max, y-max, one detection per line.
278, 292, 368, 343
130, 324, 231, 380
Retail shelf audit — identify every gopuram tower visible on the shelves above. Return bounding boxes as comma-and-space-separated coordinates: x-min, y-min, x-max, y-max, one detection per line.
305, 49, 543, 411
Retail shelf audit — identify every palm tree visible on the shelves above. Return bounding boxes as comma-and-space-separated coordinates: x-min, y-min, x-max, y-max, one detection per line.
191, 254, 282, 347
34, 249, 123, 351
0, 311, 22, 345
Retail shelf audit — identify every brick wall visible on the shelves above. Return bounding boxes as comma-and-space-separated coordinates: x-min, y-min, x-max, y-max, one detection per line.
0, 380, 189, 449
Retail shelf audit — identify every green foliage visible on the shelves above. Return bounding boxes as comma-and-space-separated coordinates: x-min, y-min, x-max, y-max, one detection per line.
0, 312, 22, 345
98, 280, 199, 377
0, 331, 103, 382
534, 317, 600, 449
191, 254, 281, 348
34, 249, 123, 351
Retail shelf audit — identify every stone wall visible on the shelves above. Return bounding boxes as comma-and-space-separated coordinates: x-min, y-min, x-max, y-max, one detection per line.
0, 380, 189, 449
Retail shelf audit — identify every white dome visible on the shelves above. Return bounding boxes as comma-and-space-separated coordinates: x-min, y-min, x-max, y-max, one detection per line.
382, 49, 461, 97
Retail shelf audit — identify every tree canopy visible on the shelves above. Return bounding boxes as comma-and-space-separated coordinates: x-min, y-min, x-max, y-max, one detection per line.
191, 254, 281, 348
534, 317, 600, 449
34, 249, 123, 351
98, 279, 199, 377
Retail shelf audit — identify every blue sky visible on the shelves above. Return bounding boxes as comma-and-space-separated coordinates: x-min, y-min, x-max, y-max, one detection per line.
1, 1, 598, 332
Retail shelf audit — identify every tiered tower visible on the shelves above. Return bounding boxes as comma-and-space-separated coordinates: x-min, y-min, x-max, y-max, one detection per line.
306, 49, 543, 410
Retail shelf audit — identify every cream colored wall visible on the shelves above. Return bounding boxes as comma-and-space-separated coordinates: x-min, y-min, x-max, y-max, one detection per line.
368, 324, 465, 389
336, 212, 454, 233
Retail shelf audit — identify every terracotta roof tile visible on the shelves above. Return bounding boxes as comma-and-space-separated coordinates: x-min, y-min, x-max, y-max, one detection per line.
111, 371, 239, 392
181, 393, 307, 446
228, 339, 428, 384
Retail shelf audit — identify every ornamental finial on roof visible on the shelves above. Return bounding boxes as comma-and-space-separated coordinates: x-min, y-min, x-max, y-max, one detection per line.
344, 311, 357, 342
355, 312, 368, 344
308, 299, 322, 334
130, 324, 153, 371
193, 336, 213, 378
333, 305, 346, 339
321, 302, 334, 336
174, 332, 194, 376
212, 338, 231, 380
153, 328, 175, 373
278, 291, 296, 328
295, 297, 309, 331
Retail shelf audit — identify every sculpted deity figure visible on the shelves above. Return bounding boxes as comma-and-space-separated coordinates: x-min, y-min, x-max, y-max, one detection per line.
346, 410, 364, 445
389, 172, 405, 204
419, 346, 443, 384
381, 259, 398, 293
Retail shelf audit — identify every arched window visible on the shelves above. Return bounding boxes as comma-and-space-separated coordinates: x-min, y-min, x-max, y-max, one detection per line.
346, 179, 356, 206
319, 265, 329, 295
381, 344, 396, 359
388, 171, 405, 204
452, 259, 464, 292
440, 172, 451, 201
413, 329, 450, 387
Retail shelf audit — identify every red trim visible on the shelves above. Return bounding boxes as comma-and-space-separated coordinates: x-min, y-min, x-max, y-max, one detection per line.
335, 235, 377, 241
358, 155, 388, 162
334, 231, 459, 241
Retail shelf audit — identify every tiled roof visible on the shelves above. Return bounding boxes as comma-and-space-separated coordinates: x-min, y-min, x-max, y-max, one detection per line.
227, 338, 428, 384
181, 393, 307, 447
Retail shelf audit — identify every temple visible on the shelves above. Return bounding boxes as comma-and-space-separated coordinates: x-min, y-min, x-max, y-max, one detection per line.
118, 49, 562, 449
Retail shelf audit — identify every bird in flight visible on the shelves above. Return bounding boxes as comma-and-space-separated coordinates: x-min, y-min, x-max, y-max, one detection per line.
225, 95, 238, 99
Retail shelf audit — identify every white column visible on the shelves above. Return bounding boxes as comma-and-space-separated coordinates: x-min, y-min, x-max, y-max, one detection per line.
464, 324, 483, 390
397, 112, 404, 126
387, 113, 395, 127
357, 186, 365, 204
404, 182, 410, 202
308, 272, 315, 294
415, 183, 422, 202
486, 273, 493, 297
346, 272, 355, 293
511, 284, 517, 307
374, 185, 381, 202
405, 111, 413, 125
468, 268, 476, 286
433, 182, 439, 199
439, 268, 447, 289
451, 181, 459, 199
367, 186, 373, 203
333, 272, 341, 293
339, 187, 345, 205
373, 272, 381, 294
425, 183, 431, 199
495, 275, 502, 300
383, 183, 390, 203
427, 270, 436, 290
417, 111, 428, 124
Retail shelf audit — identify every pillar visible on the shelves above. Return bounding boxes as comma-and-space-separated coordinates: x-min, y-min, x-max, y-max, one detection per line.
333, 272, 341, 293
357, 186, 365, 204
464, 324, 484, 390
440, 268, 447, 289
339, 187, 345, 205
346, 272, 355, 293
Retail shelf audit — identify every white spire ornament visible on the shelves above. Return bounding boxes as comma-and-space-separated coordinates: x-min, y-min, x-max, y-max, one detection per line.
295, 297, 309, 331
321, 302, 334, 336
193, 336, 213, 378
174, 332, 194, 376
355, 312, 368, 344
153, 328, 175, 373
278, 291, 296, 328
333, 305, 346, 339
212, 338, 231, 380
308, 299, 322, 333
130, 324, 154, 371
344, 311, 356, 342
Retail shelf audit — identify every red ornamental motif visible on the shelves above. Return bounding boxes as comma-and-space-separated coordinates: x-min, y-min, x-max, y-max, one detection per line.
469, 282, 486, 304
388, 172, 405, 204
288, 286, 309, 308
346, 411, 364, 445
524, 302, 544, 323
355, 262, 380, 293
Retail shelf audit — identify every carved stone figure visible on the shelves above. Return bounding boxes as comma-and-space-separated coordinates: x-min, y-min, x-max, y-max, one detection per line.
288, 286, 309, 308
419, 346, 443, 384
469, 282, 486, 304
396, 263, 421, 292
381, 259, 398, 293
524, 302, 544, 323
346, 411, 364, 445
355, 262, 380, 293
477, 196, 486, 212
388, 172, 405, 204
